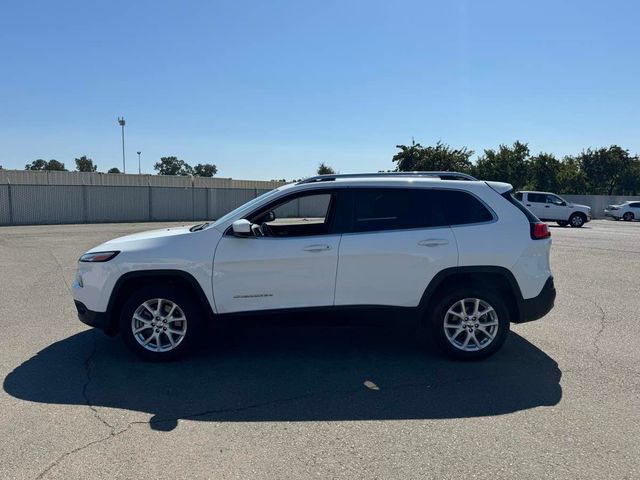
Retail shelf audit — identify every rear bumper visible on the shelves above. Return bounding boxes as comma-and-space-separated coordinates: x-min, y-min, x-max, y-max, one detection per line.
516, 276, 556, 323
74, 301, 116, 335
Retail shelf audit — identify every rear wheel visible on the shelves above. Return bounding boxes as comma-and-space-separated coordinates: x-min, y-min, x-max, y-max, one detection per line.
428, 286, 510, 360
623, 212, 634, 221
569, 213, 586, 228
557, 221, 568, 227
119, 286, 204, 361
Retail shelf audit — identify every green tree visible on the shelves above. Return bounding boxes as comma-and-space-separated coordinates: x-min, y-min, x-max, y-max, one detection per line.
46, 160, 67, 171
75, 155, 97, 172
154, 156, 194, 176
193, 163, 217, 177
577, 145, 633, 195
107, 167, 121, 174
393, 140, 474, 173
25, 159, 48, 170
317, 162, 336, 175
617, 158, 640, 195
557, 156, 588, 194
474, 141, 530, 188
25, 159, 67, 171
526, 153, 561, 192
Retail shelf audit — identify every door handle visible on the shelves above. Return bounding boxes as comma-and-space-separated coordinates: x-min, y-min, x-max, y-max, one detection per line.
418, 239, 449, 247
303, 244, 331, 252
545, 205, 550, 208
526, 204, 532, 206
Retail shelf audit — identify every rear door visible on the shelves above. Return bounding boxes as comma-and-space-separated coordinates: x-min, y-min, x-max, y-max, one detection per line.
524, 193, 547, 219
334, 187, 457, 308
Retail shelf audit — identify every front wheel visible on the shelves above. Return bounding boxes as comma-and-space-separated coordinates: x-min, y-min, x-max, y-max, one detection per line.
428, 286, 510, 360
623, 212, 634, 221
569, 213, 586, 228
119, 286, 204, 361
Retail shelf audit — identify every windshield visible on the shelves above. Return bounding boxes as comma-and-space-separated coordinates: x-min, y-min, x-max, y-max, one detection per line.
210, 188, 282, 228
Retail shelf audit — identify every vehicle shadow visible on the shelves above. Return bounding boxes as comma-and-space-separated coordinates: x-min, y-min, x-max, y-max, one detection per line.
3, 322, 562, 431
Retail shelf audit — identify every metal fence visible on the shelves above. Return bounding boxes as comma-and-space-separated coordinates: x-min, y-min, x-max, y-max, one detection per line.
0, 170, 288, 226
0, 184, 274, 226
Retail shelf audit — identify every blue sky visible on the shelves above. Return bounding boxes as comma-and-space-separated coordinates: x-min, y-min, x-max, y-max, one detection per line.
1, 0, 638, 179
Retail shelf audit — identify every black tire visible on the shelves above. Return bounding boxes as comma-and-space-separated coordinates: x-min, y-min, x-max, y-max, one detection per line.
427, 285, 510, 361
557, 221, 568, 227
119, 285, 205, 361
623, 212, 634, 222
569, 213, 586, 228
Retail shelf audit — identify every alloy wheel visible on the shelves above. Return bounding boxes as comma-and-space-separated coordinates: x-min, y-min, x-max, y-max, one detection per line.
131, 298, 187, 353
443, 298, 499, 352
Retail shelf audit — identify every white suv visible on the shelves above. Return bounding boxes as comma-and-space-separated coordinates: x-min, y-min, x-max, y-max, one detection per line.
72, 172, 556, 361
514, 191, 591, 227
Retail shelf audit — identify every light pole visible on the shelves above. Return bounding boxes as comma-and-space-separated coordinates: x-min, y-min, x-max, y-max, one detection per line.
118, 116, 126, 173
137, 151, 141, 174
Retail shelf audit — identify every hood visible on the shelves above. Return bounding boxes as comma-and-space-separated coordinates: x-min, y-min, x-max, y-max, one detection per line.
571, 203, 590, 210
88, 226, 194, 252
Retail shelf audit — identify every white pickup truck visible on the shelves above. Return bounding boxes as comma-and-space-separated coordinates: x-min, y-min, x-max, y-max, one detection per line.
515, 191, 591, 227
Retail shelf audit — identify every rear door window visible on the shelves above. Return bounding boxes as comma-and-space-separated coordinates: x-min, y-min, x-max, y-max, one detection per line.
351, 188, 443, 233
528, 193, 546, 203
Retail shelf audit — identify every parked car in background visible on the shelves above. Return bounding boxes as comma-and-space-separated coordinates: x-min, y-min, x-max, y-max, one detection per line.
604, 201, 640, 221
514, 191, 591, 227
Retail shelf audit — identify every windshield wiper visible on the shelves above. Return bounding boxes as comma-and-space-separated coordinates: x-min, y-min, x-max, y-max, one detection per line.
189, 222, 210, 232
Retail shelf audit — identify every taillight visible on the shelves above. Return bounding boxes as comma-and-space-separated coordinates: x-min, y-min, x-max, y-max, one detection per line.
531, 222, 550, 239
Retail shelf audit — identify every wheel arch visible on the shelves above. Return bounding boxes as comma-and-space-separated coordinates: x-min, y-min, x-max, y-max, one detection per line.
419, 266, 523, 323
106, 270, 214, 334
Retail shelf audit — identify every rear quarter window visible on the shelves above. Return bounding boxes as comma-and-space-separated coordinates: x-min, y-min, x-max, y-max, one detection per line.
438, 190, 494, 225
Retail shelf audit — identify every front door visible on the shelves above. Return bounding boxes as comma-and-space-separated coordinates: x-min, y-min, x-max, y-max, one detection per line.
213, 190, 341, 313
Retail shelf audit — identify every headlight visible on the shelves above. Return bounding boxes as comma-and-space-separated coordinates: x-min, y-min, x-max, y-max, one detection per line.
79, 251, 120, 262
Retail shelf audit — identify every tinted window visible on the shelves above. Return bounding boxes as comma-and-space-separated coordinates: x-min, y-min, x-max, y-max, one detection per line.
528, 193, 546, 203
438, 190, 494, 225
630, 202, 640, 208
514, 192, 523, 201
351, 188, 444, 232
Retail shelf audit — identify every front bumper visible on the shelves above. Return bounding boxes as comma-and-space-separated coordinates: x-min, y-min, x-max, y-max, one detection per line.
604, 210, 620, 219
74, 301, 116, 335
517, 276, 556, 323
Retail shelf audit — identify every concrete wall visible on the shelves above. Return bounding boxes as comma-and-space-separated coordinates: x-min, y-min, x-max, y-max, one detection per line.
562, 195, 640, 219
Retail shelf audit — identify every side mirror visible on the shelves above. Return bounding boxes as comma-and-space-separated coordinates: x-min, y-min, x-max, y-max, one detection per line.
232, 219, 252, 236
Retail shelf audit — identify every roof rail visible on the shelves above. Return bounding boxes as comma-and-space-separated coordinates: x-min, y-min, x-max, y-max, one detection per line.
297, 171, 478, 184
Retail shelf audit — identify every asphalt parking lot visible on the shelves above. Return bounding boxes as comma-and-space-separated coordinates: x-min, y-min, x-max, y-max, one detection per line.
1, 219, 639, 480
